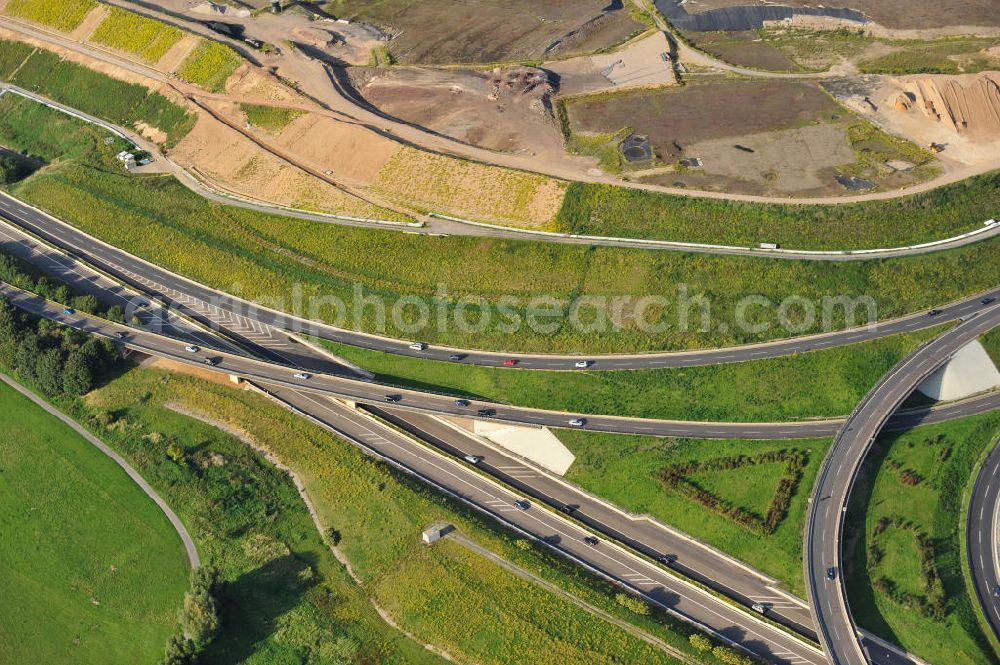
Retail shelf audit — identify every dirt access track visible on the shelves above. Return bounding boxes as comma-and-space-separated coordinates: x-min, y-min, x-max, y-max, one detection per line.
667, 0, 1000, 32
328, 0, 647, 64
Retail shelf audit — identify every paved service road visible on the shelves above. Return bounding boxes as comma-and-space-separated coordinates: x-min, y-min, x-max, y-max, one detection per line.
1, 192, 998, 373
805, 306, 1000, 665
967, 438, 1000, 644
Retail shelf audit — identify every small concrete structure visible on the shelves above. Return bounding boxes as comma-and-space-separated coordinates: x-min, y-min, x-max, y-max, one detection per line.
465, 419, 576, 475
422, 522, 454, 545
917, 340, 1000, 401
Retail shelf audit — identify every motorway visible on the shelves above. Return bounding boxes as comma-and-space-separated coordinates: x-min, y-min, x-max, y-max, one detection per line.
0, 280, 832, 665
805, 306, 1000, 665
967, 438, 1000, 645
3, 212, 998, 660
1, 191, 999, 373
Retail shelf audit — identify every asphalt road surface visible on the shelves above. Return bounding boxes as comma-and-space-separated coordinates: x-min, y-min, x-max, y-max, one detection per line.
805, 306, 1000, 665
967, 438, 1000, 644
1, 191, 998, 373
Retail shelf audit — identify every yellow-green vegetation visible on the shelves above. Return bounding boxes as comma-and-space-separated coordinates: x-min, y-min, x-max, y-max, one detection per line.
176, 39, 241, 92
85, 368, 731, 664
372, 146, 567, 229
89, 6, 183, 63
0, 378, 189, 664
239, 103, 303, 133
3, 0, 96, 32
845, 413, 1000, 665
315, 327, 939, 422
558, 431, 830, 596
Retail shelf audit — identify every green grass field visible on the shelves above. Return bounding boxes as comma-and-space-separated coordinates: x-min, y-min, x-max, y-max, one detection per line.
81, 367, 724, 665
554, 172, 1000, 248
90, 7, 183, 63
176, 40, 241, 92
3, 0, 96, 32
0, 39, 195, 147
0, 378, 188, 665
558, 431, 829, 596
0, 93, 130, 162
844, 413, 1000, 665
316, 327, 938, 422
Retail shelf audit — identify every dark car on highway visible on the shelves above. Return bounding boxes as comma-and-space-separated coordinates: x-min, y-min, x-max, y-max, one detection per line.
384, 394, 402, 403
827, 567, 837, 581
584, 536, 600, 546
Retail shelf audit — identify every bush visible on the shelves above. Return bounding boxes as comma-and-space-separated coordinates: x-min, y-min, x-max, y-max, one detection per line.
615, 592, 651, 615
689, 633, 713, 652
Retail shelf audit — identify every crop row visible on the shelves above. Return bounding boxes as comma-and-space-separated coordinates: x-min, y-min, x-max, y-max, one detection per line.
4, 0, 95, 32
90, 6, 183, 63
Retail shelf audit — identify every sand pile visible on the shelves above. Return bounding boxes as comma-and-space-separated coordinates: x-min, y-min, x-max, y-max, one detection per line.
899, 73, 1000, 140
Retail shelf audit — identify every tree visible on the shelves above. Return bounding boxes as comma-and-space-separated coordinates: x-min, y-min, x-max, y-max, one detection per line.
34, 347, 64, 396
13, 332, 41, 383
160, 634, 195, 665
62, 351, 94, 396
180, 566, 220, 648
71, 293, 99, 314
106, 305, 125, 323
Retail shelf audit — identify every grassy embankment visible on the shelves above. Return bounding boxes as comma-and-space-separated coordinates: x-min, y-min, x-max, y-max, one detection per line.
0, 39, 195, 148
74, 365, 739, 665
0, 378, 189, 665
315, 326, 939, 422
557, 430, 829, 597
844, 413, 1000, 665
10, 158, 1000, 353
554, 173, 1000, 248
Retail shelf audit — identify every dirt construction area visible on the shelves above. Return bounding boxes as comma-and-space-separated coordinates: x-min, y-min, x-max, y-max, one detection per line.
546, 31, 676, 96
566, 79, 843, 156
325, 0, 646, 64
667, 0, 1000, 31
349, 66, 565, 156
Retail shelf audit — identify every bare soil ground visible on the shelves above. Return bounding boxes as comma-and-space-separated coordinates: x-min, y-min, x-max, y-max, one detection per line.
683, 123, 855, 193
349, 66, 566, 157
171, 106, 400, 218
835, 72, 1000, 168
325, 0, 646, 64
680, 30, 803, 71
677, 0, 1000, 30
566, 79, 842, 155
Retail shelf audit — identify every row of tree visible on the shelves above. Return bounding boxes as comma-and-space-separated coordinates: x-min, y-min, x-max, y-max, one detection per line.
0, 296, 118, 397
161, 567, 221, 665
